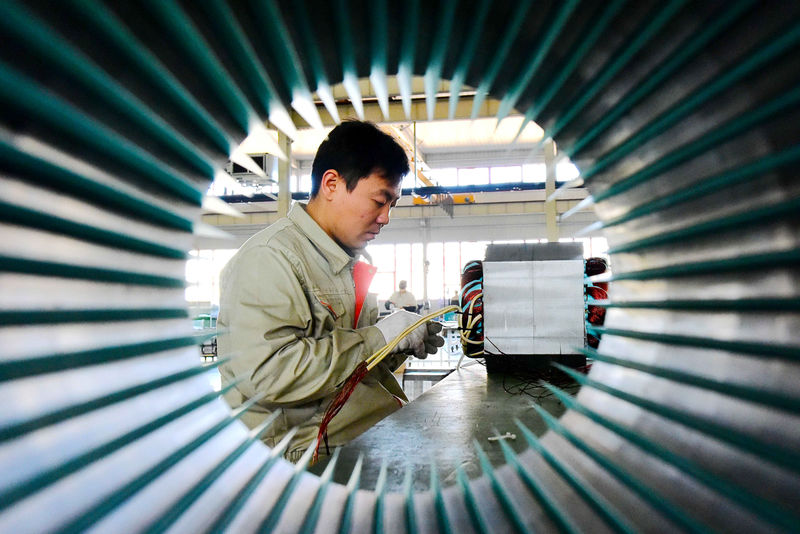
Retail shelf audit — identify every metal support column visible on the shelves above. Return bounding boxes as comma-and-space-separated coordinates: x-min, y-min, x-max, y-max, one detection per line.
544, 138, 559, 242
277, 130, 292, 217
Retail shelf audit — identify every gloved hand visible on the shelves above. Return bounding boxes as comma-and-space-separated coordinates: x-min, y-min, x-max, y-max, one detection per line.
374, 310, 445, 359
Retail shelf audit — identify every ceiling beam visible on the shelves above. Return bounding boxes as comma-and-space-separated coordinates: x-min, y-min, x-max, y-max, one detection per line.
289, 94, 506, 127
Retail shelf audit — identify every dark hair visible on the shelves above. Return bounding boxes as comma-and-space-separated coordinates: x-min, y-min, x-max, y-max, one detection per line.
310, 120, 410, 197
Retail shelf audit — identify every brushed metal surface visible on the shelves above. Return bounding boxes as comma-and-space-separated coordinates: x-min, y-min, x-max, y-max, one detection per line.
484, 260, 585, 355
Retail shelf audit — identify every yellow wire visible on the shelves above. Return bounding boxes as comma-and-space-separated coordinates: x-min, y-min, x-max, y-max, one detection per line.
459, 292, 482, 346
460, 312, 483, 345
460, 292, 481, 325
366, 305, 459, 371
366, 305, 458, 368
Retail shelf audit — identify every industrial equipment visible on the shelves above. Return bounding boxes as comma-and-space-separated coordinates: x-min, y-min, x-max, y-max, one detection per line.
463, 242, 587, 373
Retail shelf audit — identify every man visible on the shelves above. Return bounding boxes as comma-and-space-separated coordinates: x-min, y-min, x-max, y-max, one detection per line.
388, 280, 417, 312
217, 121, 444, 462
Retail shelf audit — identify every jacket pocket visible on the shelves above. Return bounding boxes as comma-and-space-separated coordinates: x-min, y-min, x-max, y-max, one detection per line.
311, 290, 347, 327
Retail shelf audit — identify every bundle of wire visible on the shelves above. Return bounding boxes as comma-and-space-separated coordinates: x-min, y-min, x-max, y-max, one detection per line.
459, 261, 484, 358
502, 367, 584, 402
585, 257, 609, 277
586, 285, 608, 325
585, 258, 609, 348
313, 305, 459, 463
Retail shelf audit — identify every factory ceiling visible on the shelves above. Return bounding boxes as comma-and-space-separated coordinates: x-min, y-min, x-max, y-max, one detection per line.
238, 115, 546, 161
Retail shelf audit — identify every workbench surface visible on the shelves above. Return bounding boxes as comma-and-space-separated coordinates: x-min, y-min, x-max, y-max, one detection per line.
309, 361, 575, 492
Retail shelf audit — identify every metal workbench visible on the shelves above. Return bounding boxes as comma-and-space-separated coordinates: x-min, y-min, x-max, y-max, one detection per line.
310, 361, 575, 492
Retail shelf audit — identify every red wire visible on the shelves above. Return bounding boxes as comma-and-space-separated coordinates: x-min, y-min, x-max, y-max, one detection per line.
312, 361, 369, 464
587, 286, 608, 300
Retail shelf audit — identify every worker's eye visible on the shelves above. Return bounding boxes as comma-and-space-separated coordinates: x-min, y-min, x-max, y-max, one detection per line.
374, 199, 387, 207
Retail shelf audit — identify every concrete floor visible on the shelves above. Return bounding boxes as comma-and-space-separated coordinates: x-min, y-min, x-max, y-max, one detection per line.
309, 361, 579, 492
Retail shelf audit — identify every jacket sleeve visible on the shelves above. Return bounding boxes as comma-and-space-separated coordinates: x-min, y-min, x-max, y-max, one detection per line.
217, 244, 387, 406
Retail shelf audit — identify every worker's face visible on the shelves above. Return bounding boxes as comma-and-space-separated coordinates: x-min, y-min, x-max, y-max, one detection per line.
330, 172, 401, 250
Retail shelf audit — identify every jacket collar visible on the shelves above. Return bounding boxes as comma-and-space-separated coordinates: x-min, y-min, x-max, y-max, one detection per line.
289, 202, 356, 274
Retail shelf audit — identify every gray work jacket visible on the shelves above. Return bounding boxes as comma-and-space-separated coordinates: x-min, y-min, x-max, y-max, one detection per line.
217, 202, 407, 460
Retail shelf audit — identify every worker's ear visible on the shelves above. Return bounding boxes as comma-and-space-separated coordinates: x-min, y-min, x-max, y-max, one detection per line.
318, 169, 343, 201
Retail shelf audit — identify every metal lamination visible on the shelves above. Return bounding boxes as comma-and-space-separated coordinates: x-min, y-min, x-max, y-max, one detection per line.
1, 0, 798, 532
483, 260, 584, 355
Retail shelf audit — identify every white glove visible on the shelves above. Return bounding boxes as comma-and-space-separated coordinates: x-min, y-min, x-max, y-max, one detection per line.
374, 310, 445, 359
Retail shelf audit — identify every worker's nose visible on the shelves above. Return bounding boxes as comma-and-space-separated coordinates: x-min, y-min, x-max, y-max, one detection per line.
376, 204, 392, 225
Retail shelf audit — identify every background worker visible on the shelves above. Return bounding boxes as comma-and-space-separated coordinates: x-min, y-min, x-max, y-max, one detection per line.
388, 280, 418, 312
217, 121, 444, 462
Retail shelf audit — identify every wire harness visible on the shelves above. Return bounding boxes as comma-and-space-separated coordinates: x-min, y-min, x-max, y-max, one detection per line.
313, 305, 458, 462
459, 260, 484, 357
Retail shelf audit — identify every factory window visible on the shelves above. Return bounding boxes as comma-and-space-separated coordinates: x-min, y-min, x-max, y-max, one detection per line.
185, 249, 238, 310
395, 243, 413, 294
206, 178, 252, 197
294, 173, 311, 193
427, 243, 444, 302
557, 161, 581, 182
411, 243, 425, 302
458, 167, 489, 186
461, 241, 490, 262
522, 163, 546, 182
442, 241, 462, 301
429, 167, 458, 187
590, 236, 609, 258
401, 170, 417, 190
369, 243, 398, 299
490, 165, 522, 184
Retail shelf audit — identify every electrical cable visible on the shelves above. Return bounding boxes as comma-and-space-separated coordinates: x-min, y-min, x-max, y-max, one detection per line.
313, 305, 459, 462
459, 261, 484, 357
